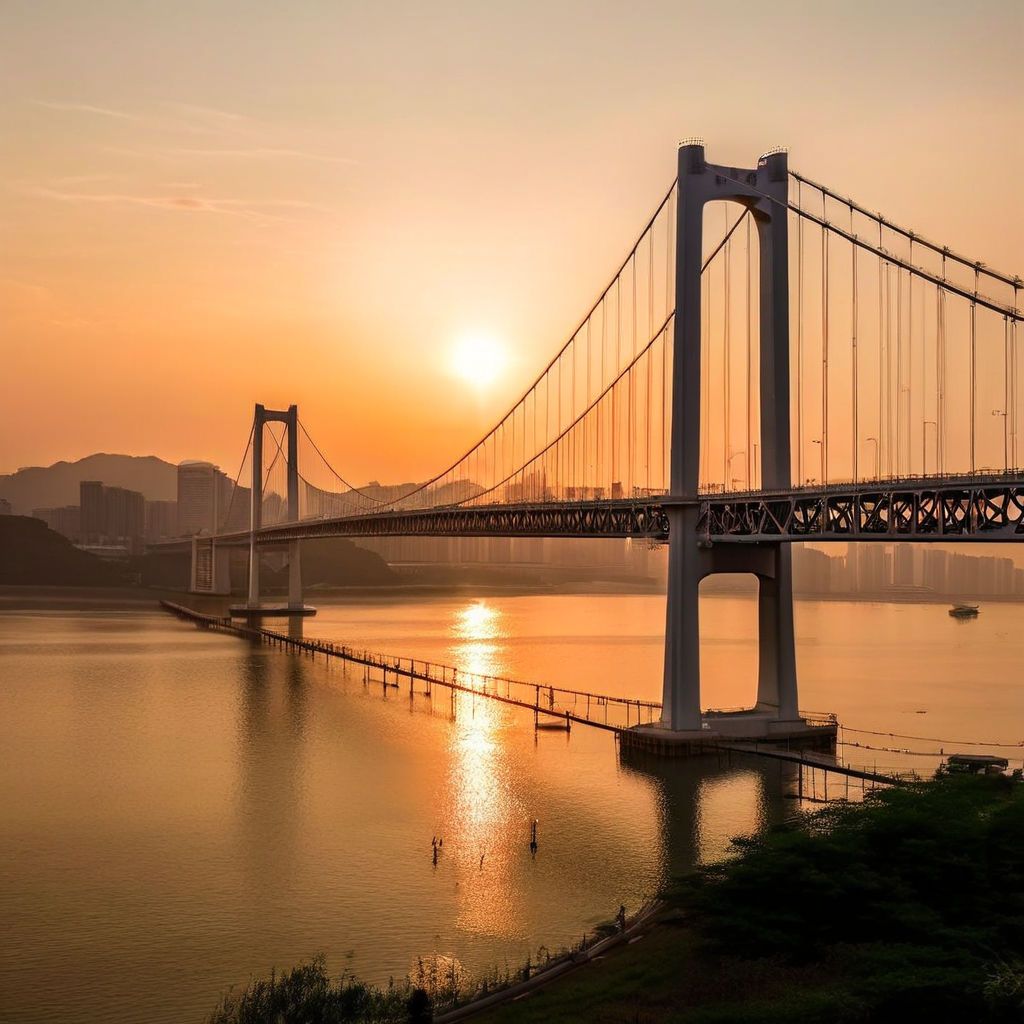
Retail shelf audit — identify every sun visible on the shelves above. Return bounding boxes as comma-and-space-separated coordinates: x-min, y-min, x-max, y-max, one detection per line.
449, 331, 507, 391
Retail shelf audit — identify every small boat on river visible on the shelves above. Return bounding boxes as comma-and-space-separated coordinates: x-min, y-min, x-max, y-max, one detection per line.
948, 604, 980, 620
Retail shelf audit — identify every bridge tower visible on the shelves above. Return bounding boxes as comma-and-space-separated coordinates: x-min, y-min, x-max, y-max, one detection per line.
660, 143, 800, 737
241, 403, 307, 615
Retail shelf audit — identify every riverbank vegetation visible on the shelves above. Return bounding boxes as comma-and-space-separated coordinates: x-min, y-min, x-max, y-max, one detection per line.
208, 774, 1023, 1023
482, 772, 1024, 1023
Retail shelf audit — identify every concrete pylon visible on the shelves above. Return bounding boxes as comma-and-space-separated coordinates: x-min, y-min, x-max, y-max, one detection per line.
247, 403, 303, 610
661, 143, 798, 731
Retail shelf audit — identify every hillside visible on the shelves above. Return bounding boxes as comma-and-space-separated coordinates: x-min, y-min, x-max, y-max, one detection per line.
0, 516, 125, 585
261, 538, 397, 589
0, 454, 178, 513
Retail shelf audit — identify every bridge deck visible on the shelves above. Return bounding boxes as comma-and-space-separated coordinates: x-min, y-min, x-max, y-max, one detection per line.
149, 473, 1024, 553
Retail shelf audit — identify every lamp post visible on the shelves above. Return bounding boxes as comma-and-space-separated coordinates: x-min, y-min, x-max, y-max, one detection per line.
865, 436, 880, 479
923, 421, 936, 476
810, 439, 825, 486
726, 450, 746, 490
992, 409, 1008, 474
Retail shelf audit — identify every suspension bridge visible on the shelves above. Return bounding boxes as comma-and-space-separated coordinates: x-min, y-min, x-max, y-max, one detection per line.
157, 142, 1023, 749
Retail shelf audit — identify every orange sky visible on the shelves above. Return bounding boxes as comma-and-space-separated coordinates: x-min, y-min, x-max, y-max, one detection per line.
2, 1, 1021, 481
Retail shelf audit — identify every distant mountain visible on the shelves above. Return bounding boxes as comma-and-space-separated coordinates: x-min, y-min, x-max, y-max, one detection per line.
0, 454, 179, 514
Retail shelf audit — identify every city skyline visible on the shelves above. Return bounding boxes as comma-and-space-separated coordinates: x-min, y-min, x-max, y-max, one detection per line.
2, 1, 1022, 481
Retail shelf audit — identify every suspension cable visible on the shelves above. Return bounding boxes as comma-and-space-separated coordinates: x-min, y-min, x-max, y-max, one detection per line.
789, 168, 1022, 289
216, 422, 255, 533
452, 220, 742, 507
297, 420, 388, 504
717, 170, 1021, 319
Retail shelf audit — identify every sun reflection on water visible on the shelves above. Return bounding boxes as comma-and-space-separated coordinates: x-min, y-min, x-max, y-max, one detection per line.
450, 601, 506, 685
443, 602, 524, 938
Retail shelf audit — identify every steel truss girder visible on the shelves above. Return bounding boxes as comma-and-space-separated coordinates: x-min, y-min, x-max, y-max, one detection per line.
698, 481, 1024, 542
254, 500, 672, 543
149, 478, 1024, 550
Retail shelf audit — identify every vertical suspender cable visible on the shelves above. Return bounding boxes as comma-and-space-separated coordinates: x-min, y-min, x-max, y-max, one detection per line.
1012, 294, 1019, 470
896, 268, 903, 475
612, 277, 619, 495
647, 228, 654, 494
887, 264, 895, 476
851, 207, 859, 482
745, 213, 752, 488
599, 298, 605, 491
880, 247, 888, 479
664, 190, 672, 490
629, 256, 636, 496
938, 261, 946, 475
970, 266, 978, 474
821, 209, 829, 485
797, 181, 804, 485
908, 240, 914, 474
724, 224, 732, 488
701, 265, 711, 487
586, 320, 591, 496
1005, 315, 1011, 473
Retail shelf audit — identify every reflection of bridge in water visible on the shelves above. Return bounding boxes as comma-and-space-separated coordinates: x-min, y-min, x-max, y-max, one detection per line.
157, 142, 1023, 750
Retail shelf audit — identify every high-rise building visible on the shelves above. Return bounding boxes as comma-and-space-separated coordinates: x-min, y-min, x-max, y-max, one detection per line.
77, 481, 145, 550
145, 500, 178, 542
893, 544, 916, 587
854, 544, 885, 593
177, 461, 249, 535
80, 480, 105, 541
177, 461, 220, 536
31, 505, 81, 541
794, 546, 833, 594
923, 548, 948, 594
106, 487, 145, 545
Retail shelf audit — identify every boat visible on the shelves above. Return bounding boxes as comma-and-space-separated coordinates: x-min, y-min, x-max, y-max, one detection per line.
948, 604, 980, 620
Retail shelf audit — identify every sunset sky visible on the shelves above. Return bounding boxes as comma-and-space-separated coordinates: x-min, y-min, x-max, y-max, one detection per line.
2, 1, 1021, 482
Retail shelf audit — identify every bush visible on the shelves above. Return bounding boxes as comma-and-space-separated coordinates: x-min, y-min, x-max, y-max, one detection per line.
676, 775, 1024, 1020
208, 955, 431, 1024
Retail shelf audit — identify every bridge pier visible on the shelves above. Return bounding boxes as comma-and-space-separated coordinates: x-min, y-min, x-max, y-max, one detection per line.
287, 539, 303, 612
754, 544, 798, 719
652, 142, 814, 749
189, 537, 231, 595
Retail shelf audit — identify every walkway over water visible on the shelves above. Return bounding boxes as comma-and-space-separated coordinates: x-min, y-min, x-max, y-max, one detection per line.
160, 600, 918, 788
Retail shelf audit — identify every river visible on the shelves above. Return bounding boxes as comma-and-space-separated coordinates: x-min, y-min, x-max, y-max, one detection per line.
0, 591, 1020, 1023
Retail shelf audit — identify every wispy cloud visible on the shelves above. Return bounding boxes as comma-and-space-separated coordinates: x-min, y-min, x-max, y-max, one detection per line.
29, 186, 334, 222
34, 100, 141, 121
171, 146, 356, 164
164, 102, 251, 124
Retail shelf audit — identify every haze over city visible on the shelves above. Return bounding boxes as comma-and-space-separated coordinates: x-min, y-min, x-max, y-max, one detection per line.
2, 4, 1022, 1024
2, 1, 1021, 482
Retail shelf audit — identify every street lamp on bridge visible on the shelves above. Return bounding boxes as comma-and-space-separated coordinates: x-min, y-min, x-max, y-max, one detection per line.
992, 409, 1009, 473
923, 421, 937, 476
864, 436, 880, 479
726, 450, 746, 490
810, 439, 825, 485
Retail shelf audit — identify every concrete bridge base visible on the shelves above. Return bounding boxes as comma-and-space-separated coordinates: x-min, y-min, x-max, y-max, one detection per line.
228, 603, 317, 620
620, 711, 837, 758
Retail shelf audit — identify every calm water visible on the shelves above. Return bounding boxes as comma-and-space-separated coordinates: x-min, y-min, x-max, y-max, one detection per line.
1, 592, 1021, 1023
